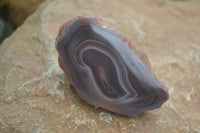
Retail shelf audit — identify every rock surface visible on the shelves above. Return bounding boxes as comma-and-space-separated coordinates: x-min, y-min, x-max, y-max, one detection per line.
8, 0, 45, 26
0, 0, 200, 132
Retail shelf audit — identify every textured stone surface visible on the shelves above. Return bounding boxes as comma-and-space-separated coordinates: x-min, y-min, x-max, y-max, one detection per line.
8, 0, 44, 26
0, 0, 200, 132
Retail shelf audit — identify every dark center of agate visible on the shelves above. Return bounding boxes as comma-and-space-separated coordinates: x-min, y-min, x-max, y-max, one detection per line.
82, 49, 127, 99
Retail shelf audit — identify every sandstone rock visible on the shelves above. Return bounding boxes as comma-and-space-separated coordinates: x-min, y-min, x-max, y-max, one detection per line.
8, 0, 44, 26
0, 0, 200, 132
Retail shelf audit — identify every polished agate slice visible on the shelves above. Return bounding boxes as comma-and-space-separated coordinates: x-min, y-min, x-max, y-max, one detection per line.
55, 16, 169, 117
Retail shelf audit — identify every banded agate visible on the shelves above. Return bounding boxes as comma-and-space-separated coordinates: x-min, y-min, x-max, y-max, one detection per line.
56, 16, 168, 117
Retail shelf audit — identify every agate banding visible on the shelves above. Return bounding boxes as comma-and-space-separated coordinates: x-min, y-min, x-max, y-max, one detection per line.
55, 16, 169, 117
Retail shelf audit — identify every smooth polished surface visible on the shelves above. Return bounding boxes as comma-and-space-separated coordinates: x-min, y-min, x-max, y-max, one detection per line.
56, 16, 168, 117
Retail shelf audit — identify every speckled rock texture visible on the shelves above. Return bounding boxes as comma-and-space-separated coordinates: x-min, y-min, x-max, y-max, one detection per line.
0, 0, 200, 132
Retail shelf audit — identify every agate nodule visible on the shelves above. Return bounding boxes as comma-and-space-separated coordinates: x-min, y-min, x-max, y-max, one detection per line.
55, 16, 169, 117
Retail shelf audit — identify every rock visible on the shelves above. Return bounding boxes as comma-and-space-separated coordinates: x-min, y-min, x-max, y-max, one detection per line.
8, 0, 44, 26
0, 0, 200, 132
